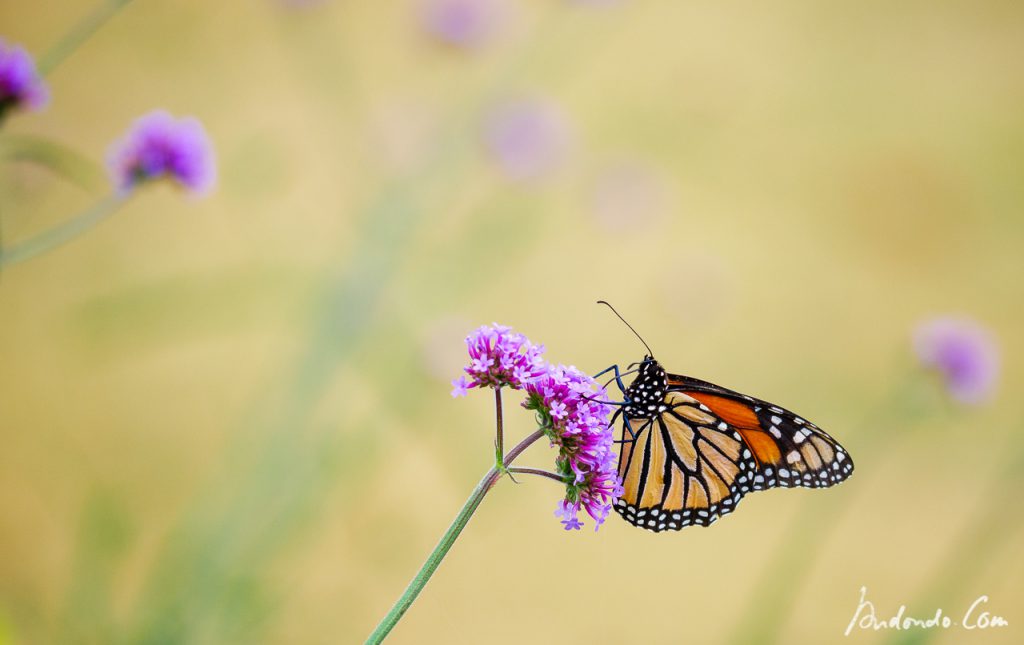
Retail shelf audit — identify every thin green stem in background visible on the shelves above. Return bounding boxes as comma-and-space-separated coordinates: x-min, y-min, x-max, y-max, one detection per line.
124, 188, 423, 644
0, 134, 104, 191
886, 428, 1024, 645
0, 192, 127, 267
39, 0, 137, 76
366, 427, 547, 644
727, 374, 929, 645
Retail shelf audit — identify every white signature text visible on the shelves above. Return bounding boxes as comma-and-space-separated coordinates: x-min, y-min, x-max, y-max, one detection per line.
845, 586, 1008, 636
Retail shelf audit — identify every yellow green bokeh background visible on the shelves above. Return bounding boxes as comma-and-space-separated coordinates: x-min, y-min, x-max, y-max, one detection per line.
1, 1, 1022, 643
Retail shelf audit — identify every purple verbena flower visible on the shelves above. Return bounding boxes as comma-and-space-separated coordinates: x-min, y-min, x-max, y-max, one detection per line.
483, 98, 570, 182
524, 365, 623, 531
421, 0, 503, 49
913, 316, 999, 405
0, 39, 48, 118
451, 375, 470, 398
452, 323, 547, 395
107, 110, 216, 195
549, 400, 567, 420
554, 499, 584, 531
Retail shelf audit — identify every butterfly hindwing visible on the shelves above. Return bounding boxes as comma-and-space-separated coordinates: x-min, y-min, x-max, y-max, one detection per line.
615, 391, 759, 531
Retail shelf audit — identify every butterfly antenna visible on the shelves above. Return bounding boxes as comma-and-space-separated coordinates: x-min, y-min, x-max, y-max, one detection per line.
597, 300, 654, 357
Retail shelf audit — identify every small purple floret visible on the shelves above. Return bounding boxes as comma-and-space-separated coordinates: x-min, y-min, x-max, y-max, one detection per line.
0, 39, 48, 117
913, 316, 999, 405
107, 110, 216, 195
555, 500, 584, 531
450, 376, 470, 398
525, 365, 623, 531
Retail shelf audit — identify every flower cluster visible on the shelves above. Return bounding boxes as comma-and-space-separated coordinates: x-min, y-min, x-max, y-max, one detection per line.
0, 39, 48, 118
451, 324, 622, 531
107, 110, 216, 195
451, 324, 547, 396
524, 365, 622, 531
913, 316, 999, 405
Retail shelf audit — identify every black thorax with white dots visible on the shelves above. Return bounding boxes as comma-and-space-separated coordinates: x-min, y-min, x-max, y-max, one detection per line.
624, 358, 669, 419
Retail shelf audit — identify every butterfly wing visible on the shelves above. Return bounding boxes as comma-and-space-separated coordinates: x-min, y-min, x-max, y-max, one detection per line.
615, 391, 760, 531
666, 374, 854, 490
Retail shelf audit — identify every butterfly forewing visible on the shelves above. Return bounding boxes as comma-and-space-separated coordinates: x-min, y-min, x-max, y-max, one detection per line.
667, 374, 854, 490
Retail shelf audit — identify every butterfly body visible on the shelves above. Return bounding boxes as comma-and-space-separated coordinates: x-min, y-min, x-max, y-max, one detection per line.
621, 356, 669, 419
613, 356, 854, 532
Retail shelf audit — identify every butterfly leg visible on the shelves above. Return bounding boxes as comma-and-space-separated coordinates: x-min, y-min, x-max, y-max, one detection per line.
600, 371, 640, 393
592, 365, 641, 442
584, 395, 631, 407
608, 408, 640, 443
592, 364, 633, 398
583, 364, 637, 407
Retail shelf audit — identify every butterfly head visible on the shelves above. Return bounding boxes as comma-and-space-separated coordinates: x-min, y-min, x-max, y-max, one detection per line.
624, 356, 668, 419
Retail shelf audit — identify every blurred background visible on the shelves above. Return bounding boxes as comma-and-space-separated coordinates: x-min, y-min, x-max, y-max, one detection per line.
1, 1, 1022, 643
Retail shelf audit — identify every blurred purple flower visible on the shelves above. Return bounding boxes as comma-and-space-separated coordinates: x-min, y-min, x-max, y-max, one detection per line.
452, 323, 547, 394
0, 39, 48, 118
913, 316, 999, 405
524, 365, 622, 531
421, 0, 503, 49
107, 110, 216, 195
483, 98, 570, 182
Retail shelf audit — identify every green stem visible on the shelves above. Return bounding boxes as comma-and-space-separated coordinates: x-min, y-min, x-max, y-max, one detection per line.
727, 373, 927, 645
885, 431, 1024, 645
507, 467, 566, 484
0, 193, 127, 267
494, 388, 504, 470
0, 134, 104, 191
39, 0, 136, 76
366, 428, 545, 644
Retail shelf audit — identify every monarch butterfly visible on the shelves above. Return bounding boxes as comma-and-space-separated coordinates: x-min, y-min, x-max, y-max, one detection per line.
596, 302, 854, 532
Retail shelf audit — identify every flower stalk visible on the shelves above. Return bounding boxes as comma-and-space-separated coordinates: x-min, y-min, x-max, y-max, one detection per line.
494, 387, 504, 470
366, 428, 545, 644
371, 323, 621, 641
507, 467, 566, 483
